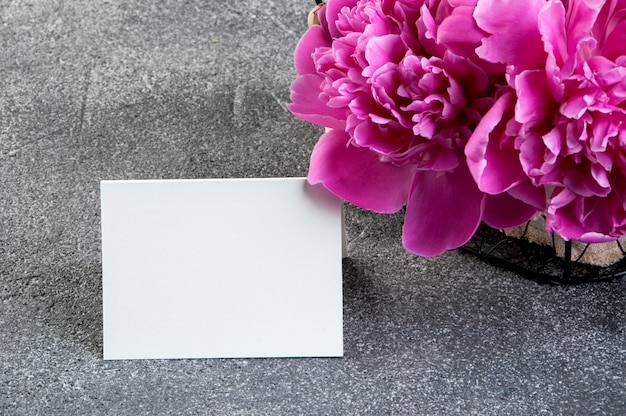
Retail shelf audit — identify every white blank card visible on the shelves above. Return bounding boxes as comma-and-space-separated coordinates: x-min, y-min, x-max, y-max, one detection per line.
101, 178, 343, 360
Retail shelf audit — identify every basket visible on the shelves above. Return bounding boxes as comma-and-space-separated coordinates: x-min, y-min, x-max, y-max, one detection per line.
460, 216, 626, 285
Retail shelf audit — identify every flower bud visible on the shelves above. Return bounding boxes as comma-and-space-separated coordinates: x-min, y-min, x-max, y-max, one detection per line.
308, 2, 325, 27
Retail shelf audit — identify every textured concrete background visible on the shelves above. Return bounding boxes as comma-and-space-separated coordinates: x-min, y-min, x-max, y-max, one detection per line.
1, 1, 625, 414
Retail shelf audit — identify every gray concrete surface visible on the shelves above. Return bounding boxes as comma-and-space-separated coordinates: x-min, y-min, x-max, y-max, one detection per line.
1, 1, 625, 414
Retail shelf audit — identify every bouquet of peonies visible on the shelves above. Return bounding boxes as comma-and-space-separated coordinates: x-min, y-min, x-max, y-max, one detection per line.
289, 0, 626, 257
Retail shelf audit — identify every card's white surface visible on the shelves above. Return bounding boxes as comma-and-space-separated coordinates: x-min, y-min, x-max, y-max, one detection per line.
100, 178, 343, 360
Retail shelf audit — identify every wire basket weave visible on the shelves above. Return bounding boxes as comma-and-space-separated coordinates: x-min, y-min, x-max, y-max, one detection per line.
460, 222, 626, 285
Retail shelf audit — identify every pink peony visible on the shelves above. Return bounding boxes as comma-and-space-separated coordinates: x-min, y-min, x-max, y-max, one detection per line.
289, 0, 539, 256
467, 0, 626, 243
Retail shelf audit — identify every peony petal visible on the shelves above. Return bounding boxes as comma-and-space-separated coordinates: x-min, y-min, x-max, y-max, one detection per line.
537, 0, 567, 73
599, 17, 626, 61
437, 6, 485, 60
417, 4, 447, 58
465, 92, 527, 194
402, 164, 485, 256
517, 130, 548, 184
576, 231, 620, 243
560, 0, 601, 50
449, 0, 479, 5
595, 0, 626, 37
308, 129, 414, 213
365, 34, 405, 66
562, 163, 611, 197
515, 69, 555, 126
546, 187, 617, 243
482, 192, 538, 229
294, 25, 331, 75
324, 0, 359, 39
507, 179, 547, 210
288, 74, 346, 129
363, 34, 406, 77
474, 0, 547, 69
442, 51, 488, 98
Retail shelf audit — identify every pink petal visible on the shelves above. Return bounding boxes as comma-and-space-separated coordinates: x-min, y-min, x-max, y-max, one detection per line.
402, 164, 485, 256
288, 74, 346, 129
324, 0, 359, 39
442, 51, 488, 98
448, 0, 478, 5
559, 0, 601, 50
595, 0, 626, 37
363, 34, 406, 77
507, 180, 547, 210
474, 0, 547, 69
437, 6, 485, 59
294, 25, 331, 75
537, 0, 567, 71
517, 130, 549, 183
482, 192, 538, 229
308, 129, 414, 213
515, 70, 555, 127
465, 92, 527, 194
546, 188, 617, 243
576, 231, 621, 244
417, 4, 446, 58
599, 17, 626, 61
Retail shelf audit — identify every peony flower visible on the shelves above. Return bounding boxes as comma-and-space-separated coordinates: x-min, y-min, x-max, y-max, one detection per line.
289, 0, 539, 256
467, 0, 626, 243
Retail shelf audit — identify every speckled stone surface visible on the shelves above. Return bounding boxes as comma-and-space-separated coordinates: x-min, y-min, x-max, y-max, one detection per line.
1, 1, 625, 414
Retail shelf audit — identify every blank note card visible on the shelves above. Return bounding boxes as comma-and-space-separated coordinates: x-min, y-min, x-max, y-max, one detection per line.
100, 178, 343, 360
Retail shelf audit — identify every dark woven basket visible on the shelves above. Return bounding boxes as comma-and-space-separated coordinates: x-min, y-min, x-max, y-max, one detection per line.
460, 223, 626, 285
